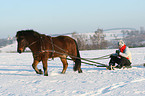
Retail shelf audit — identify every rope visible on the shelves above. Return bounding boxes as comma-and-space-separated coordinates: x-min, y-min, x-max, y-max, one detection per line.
44, 47, 110, 67
82, 54, 111, 60
65, 58, 107, 67
80, 58, 108, 67
29, 35, 110, 67
43, 37, 110, 67
40, 49, 109, 67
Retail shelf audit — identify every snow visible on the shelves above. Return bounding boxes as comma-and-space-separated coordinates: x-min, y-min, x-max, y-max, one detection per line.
0, 44, 145, 95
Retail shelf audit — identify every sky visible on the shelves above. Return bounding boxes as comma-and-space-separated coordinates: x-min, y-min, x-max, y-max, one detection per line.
0, 0, 145, 38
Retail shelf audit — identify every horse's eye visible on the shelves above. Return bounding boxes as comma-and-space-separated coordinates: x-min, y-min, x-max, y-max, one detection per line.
17, 37, 24, 41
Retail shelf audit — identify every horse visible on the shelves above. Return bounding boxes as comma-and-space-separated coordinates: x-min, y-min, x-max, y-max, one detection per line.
16, 30, 82, 76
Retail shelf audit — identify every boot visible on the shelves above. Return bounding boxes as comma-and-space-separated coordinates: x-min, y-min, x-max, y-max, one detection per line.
115, 65, 122, 69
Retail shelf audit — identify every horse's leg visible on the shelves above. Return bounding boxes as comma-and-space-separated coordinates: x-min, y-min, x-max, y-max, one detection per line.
76, 59, 82, 73
77, 64, 82, 73
71, 57, 82, 73
60, 56, 68, 74
42, 58, 48, 76
32, 60, 43, 74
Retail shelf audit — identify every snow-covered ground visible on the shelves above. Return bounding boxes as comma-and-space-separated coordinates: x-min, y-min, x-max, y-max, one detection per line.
0, 44, 145, 95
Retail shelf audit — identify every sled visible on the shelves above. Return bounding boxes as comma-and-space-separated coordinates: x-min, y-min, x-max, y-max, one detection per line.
106, 65, 132, 70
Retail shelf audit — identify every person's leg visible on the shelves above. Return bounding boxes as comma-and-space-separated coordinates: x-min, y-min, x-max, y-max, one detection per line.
120, 57, 131, 67
109, 56, 121, 66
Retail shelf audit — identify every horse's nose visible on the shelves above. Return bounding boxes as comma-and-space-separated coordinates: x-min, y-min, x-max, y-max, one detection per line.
18, 50, 22, 53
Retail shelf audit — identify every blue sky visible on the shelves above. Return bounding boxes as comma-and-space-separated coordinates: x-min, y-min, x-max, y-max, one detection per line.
0, 0, 145, 38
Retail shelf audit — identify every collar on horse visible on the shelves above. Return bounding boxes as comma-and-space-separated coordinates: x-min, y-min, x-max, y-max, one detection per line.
28, 35, 55, 60
28, 39, 38, 47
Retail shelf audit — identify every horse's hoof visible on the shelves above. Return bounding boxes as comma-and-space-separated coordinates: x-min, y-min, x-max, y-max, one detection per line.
44, 74, 48, 76
61, 71, 65, 74
78, 70, 83, 73
38, 69, 43, 74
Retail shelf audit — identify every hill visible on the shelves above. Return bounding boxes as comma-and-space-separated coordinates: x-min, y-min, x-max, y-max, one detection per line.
0, 41, 17, 53
0, 41, 30, 53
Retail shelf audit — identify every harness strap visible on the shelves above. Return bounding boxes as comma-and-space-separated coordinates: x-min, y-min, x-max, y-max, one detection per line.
49, 37, 55, 59
33, 36, 55, 60
28, 40, 38, 47
40, 36, 44, 51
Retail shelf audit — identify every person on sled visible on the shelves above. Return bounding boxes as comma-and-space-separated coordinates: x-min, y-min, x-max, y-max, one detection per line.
108, 40, 132, 70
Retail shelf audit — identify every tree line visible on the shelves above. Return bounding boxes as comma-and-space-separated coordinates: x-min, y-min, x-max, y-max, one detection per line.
72, 29, 108, 50
71, 27, 145, 50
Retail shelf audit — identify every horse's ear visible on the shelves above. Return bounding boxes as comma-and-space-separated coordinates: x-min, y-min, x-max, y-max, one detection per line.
16, 31, 22, 37
16, 32, 19, 37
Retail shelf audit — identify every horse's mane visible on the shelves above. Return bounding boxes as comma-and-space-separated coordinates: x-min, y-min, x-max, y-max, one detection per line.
16, 30, 45, 38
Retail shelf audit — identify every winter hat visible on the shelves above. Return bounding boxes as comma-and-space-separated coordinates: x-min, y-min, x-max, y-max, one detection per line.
118, 40, 125, 46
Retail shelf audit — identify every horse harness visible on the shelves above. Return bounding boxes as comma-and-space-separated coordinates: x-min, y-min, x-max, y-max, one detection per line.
28, 35, 55, 60
27, 35, 81, 61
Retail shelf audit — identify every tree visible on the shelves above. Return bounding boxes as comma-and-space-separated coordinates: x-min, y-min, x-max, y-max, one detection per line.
90, 29, 107, 49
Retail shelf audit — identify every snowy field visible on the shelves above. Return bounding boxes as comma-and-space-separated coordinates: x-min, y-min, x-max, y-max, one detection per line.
0, 46, 145, 96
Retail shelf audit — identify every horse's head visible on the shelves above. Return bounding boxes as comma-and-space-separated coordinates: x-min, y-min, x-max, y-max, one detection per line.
16, 30, 42, 53
16, 31, 29, 53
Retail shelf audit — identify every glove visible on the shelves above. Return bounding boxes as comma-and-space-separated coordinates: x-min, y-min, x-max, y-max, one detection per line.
110, 54, 113, 58
110, 54, 117, 58
116, 50, 120, 55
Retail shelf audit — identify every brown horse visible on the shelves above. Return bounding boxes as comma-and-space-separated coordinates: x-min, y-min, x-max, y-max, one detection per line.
16, 30, 82, 76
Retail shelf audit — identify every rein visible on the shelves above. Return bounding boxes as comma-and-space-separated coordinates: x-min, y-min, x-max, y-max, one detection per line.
28, 39, 39, 47
27, 35, 109, 67
49, 37, 55, 59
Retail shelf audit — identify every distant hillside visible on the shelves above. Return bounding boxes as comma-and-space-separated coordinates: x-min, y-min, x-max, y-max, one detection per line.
0, 41, 30, 53
0, 38, 15, 48
0, 41, 17, 53
70, 29, 133, 41
69, 28, 145, 49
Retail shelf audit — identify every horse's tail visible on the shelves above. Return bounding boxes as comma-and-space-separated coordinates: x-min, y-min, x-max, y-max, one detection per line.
73, 40, 82, 72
